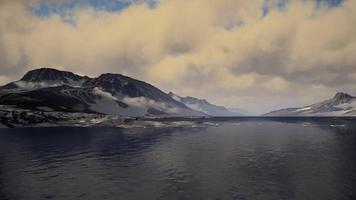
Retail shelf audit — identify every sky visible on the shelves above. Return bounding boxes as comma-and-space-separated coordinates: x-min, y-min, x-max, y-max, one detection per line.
0, 0, 355, 114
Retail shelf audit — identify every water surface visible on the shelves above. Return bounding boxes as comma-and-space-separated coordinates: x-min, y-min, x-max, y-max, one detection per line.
0, 118, 356, 200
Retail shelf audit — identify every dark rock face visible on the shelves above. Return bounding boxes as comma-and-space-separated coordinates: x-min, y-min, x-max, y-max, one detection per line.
0, 86, 96, 113
21, 68, 90, 83
332, 92, 354, 104
0, 109, 62, 128
0, 83, 18, 92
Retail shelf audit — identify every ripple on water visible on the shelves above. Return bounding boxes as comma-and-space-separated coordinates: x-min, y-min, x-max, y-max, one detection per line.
0, 119, 355, 200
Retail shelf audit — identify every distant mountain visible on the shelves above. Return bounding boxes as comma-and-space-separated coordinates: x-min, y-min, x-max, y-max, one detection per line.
264, 92, 356, 116
0, 68, 204, 117
168, 92, 244, 116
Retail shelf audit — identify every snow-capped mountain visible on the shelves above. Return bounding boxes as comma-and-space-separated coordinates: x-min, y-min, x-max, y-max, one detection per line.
264, 92, 356, 116
168, 92, 244, 116
0, 68, 203, 117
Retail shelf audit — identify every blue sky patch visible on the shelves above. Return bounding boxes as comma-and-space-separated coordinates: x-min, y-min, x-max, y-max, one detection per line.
30, 0, 343, 24
31, 0, 157, 18
262, 0, 343, 18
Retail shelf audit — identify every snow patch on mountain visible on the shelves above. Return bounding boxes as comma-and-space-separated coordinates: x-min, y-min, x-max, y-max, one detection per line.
265, 92, 356, 116
14, 80, 63, 89
295, 107, 312, 112
169, 92, 244, 116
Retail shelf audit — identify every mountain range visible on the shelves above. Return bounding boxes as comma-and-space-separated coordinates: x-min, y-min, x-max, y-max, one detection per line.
169, 92, 244, 116
264, 92, 356, 116
0, 68, 354, 118
0, 68, 241, 117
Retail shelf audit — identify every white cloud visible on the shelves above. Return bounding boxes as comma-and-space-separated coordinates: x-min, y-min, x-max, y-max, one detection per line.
123, 96, 178, 113
93, 87, 118, 101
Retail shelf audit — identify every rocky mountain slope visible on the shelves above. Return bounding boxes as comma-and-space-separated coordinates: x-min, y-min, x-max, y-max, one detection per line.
0, 68, 203, 117
169, 92, 244, 116
264, 92, 356, 116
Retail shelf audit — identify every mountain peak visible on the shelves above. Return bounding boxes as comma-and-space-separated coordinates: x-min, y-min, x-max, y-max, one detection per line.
21, 68, 89, 83
333, 92, 353, 100
95, 73, 137, 83
98, 73, 123, 78
265, 92, 356, 116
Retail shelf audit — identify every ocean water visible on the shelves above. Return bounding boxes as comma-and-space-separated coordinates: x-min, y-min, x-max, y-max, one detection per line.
0, 118, 356, 200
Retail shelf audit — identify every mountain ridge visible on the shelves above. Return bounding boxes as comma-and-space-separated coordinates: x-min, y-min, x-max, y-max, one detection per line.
21, 68, 90, 83
264, 92, 356, 116
0, 68, 207, 117
168, 92, 245, 116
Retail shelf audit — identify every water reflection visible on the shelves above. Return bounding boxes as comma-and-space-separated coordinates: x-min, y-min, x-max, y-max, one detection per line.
0, 118, 355, 200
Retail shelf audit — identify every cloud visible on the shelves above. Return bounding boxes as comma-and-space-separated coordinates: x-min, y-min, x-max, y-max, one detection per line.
0, 0, 355, 114
93, 86, 178, 113
93, 87, 118, 101
123, 96, 178, 113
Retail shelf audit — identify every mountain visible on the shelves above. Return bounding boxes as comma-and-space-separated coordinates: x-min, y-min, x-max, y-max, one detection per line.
0, 68, 204, 117
168, 92, 244, 116
0, 68, 90, 91
264, 92, 356, 116
21, 68, 90, 84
